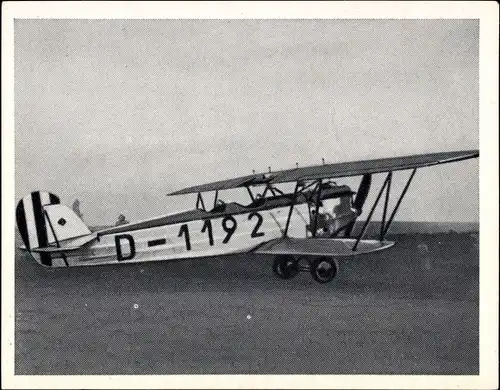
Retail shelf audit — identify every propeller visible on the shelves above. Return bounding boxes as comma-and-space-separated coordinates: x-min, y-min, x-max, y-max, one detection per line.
344, 174, 372, 237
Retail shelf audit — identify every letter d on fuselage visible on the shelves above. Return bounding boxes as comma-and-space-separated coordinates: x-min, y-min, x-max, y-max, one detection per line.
115, 234, 136, 261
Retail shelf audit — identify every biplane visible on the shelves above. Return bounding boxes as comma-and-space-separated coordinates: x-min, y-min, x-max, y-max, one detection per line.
16, 150, 478, 283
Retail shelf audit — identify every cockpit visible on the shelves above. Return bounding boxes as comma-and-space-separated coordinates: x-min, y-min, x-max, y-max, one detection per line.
195, 183, 356, 218
209, 194, 271, 214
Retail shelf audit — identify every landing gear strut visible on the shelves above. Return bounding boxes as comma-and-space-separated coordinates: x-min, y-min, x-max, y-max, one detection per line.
272, 255, 338, 283
272, 255, 299, 279
310, 256, 337, 283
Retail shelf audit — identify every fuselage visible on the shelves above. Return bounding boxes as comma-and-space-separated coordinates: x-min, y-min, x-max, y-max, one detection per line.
46, 204, 311, 268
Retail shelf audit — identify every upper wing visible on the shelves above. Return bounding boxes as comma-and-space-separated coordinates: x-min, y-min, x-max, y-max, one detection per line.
169, 149, 479, 196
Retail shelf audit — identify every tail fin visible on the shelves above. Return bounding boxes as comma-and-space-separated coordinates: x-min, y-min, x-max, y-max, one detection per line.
16, 191, 91, 266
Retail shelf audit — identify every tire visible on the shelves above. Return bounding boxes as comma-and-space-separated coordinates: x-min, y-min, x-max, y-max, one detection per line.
272, 255, 299, 279
310, 256, 337, 283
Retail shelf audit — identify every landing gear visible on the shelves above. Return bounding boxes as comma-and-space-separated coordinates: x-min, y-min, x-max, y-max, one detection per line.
310, 256, 337, 283
272, 255, 299, 279
272, 255, 338, 283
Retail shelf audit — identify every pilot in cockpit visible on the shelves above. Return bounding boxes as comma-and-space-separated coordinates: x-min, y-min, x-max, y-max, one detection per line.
330, 194, 357, 233
309, 194, 357, 237
212, 199, 227, 212
309, 203, 333, 237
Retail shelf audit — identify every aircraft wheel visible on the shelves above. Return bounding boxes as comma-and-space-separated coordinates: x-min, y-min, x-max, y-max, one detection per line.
272, 255, 299, 279
310, 256, 337, 283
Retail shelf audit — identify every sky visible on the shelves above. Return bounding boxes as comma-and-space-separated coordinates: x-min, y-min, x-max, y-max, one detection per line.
14, 19, 479, 224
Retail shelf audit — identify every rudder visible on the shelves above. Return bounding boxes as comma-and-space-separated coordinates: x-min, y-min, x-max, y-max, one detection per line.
16, 191, 90, 267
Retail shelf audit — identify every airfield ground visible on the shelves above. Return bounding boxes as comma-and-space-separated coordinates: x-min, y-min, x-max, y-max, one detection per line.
15, 232, 478, 374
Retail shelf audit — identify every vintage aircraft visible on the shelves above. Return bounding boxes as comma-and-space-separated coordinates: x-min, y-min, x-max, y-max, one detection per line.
16, 150, 478, 283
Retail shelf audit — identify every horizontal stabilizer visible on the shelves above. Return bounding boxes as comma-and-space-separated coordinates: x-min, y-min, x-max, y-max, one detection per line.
31, 246, 81, 253
30, 234, 97, 253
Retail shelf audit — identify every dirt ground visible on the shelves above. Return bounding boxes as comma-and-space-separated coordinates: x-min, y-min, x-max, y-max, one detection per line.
15, 233, 478, 375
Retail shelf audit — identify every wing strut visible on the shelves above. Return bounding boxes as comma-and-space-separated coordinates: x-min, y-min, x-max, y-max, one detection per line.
381, 168, 417, 239
213, 190, 219, 209
246, 186, 255, 202
196, 192, 206, 211
283, 182, 300, 237
379, 171, 392, 241
353, 172, 392, 251
311, 180, 323, 238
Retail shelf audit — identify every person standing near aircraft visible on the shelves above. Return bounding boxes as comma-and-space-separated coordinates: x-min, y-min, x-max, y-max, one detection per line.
72, 199, 83, 220
115, 214, 129, 226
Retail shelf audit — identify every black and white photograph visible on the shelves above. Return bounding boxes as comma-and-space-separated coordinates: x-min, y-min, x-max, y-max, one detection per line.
2, 1, 498, 389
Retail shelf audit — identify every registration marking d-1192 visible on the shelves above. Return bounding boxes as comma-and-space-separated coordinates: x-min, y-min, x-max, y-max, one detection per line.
115, 212, 267, 259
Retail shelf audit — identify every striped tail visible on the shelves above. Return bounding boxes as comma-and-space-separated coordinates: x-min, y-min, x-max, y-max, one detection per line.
16, 191, 91, 267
